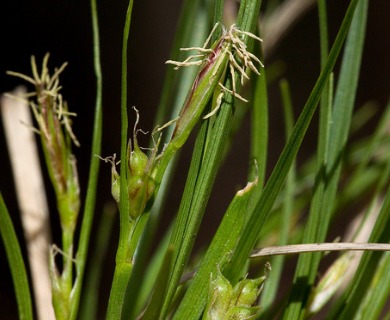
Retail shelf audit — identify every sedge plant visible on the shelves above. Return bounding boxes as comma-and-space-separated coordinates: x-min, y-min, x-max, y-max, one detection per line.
1, 0, 390, 319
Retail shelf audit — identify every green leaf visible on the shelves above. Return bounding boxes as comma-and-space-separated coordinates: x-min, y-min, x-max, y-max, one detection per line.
249, 54, 268, 186
0, 194, 33, 320
329, 169, 390, 319
260, 78, 296, 312
354, 252, 390, 319
174, 178, 259, 320
283, 1, 367, 318
133, 224, 172, 317
328, 106, 390, 318
142, 246, 174, 320
224, 0, 361, 286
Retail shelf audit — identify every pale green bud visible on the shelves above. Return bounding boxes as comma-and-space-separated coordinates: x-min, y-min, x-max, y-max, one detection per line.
203, 269, 234, 320
203, 270, 266, 320
128, 175, 155, 219
125, 133, 156, 219
232, 276, 266, 307
129, 147, 148, 177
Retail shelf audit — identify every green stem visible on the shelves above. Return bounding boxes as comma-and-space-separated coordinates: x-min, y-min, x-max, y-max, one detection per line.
107, 263, 133, 320
106, 1, 135, 317
107, 214, 151, 319
106, 217, 134, 319
69, 0, 103, 317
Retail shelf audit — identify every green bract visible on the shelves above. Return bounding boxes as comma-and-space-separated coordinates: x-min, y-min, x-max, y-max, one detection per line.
202, 267, 268, 320
128, 143, 149, 177
127, 134, 156, 219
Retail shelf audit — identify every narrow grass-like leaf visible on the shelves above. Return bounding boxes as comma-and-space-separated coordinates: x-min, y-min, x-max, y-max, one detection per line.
157, 1, 263, 317
224, 0, 360, 285
318, 0, 329, 68
355, 252, 390, 319
349, 102, 378, 136
328, 132, 390, 318
351, 100, 390, 184
133, 225, 172, 317
0, 194, 33, 320
70, 0, 103, 318
317, 0, 331, 178
318, 102, 390, 316
173, 178, 259, 320
117, 0, 133, 255
334, 100, 390, 228
249, 59, 268, 186
261, 79, 296, 312
328, 175, 390, 318
280, 1, 331, 318
283, 1, 367, 318
141, 246, 174, 320
159, 117, 212, 319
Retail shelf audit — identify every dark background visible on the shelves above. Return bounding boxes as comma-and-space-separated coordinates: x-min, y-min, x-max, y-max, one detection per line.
0, 1, 389, 318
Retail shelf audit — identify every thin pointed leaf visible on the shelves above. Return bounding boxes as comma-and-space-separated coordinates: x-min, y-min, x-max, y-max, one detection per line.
70, 0, 104, 317
0, 194, 33, 320
224, 0, 361, 285
284, 1, 367, 317
355, 252, 390, 319
173, 178, 259, 320
142, 246, 174, 320
328, 123, 390, 318
249, 58, 268, 186
261, 78, 296, 312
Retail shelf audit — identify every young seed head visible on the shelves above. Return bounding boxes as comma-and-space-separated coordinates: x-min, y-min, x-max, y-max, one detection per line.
153, 24, 264, 186
7, 53, 80, 231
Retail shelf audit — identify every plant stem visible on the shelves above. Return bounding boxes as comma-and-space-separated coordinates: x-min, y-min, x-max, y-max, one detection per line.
69, 0, 103, 317
107, 264, 133, 319
106, 1, 135, 317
